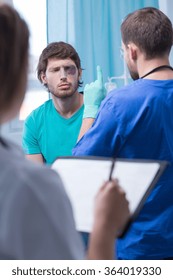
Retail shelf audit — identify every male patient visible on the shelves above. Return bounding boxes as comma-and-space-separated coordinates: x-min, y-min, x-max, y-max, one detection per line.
22, 42, 105, 164
22, 42, 84, 164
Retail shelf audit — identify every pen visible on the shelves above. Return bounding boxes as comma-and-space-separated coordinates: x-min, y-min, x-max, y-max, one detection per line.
109, 161, 115, 181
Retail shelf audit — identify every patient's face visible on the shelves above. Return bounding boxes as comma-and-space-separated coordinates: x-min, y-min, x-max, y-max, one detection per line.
41, 58, 81, 99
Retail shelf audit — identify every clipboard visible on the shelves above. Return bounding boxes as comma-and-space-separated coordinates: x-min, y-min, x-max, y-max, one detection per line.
52, 156, 168, 238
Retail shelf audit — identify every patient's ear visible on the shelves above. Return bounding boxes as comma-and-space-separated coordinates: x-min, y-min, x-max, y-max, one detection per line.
78, 68, 82, 80
40, 72, 47, 84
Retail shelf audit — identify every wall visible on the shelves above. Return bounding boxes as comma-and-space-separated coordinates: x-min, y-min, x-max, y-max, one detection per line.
159, 0, 173, 65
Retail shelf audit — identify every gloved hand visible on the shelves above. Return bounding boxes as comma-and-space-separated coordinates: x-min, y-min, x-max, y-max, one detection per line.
83, 65, 106, 118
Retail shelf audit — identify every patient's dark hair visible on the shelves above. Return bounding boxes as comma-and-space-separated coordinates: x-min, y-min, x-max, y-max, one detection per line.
0, 4, 29, 114
121, 7, 173, 59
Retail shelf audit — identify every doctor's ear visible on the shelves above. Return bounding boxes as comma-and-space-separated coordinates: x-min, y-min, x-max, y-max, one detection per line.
127, 43, 138, 60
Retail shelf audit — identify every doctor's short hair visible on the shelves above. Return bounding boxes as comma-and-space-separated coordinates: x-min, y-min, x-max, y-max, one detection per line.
37, 41, 83, 88
0, 4, 29, 115
121, 7, 173, 59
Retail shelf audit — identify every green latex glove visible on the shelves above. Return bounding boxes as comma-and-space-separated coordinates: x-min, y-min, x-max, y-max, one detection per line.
83, 65, 106, 118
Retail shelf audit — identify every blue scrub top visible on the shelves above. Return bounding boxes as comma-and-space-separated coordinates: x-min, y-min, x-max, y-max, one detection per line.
73, 79, 173, 259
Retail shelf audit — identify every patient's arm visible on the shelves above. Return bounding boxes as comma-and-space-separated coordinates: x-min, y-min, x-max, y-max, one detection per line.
77, 118, 95, 141
26, 153, 44, 164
